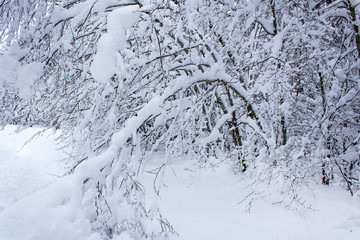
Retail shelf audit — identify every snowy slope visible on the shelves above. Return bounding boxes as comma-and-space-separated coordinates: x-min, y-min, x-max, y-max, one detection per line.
0, 127, 360, 240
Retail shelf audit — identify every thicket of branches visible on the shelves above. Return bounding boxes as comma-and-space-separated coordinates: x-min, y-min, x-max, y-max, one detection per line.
1, 0, 359, 238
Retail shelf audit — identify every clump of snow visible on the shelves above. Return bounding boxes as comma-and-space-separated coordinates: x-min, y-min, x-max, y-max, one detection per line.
90, 5, 140, 84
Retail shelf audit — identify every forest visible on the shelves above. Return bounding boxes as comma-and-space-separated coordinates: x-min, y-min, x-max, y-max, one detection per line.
0, 0, 359, 239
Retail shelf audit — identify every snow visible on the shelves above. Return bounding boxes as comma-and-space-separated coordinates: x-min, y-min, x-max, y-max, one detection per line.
0, 126, 99, 240
0, 126, 68, 212
90, 5, 140, 84
153, 161, 360, 240
0, 127, 360, 240
199, 110, 234, 145
257, 17, 275, 35
0, 53, 43, 99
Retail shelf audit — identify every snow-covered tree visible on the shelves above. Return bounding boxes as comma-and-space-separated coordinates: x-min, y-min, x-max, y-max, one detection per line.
1, 0, 359, 238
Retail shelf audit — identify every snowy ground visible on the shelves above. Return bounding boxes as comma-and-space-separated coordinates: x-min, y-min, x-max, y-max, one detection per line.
0, 126, 68, 212
153, 162, 360, 240
0, 126, 360, 240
